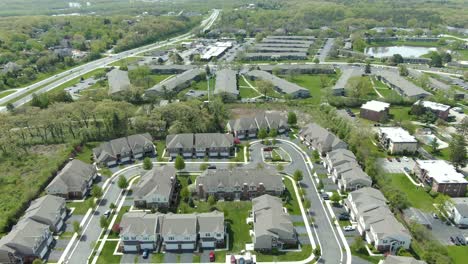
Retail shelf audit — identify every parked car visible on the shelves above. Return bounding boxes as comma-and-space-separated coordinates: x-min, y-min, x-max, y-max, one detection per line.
395, 157, 401, 162
208, 165, 216, 169
339, 213, 350, 220
403, 167, 411, 173
344, 225, 355, 231
238, 257, 245, 264
230, 255, 237, 264
142, 249, 149, 259
321, 193, 330, 200
457, 235, 466, 245
402, 156, 409, 162
104, 210, 111, 218
387, 157, 393, 162
209, 251, 215, 262
432, 213, 439, 219
450, 236, 458, 245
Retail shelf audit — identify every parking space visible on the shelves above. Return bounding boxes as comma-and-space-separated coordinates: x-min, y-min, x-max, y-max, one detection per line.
378, 158, 415, 174
163, 252, 177, 263
200, 251, 211, 263
47, 239, 70, 262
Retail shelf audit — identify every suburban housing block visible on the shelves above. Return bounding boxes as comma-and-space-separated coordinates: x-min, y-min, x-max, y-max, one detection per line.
119, 211, 225, 253
413, 100, 451, 120
93, 133, 155, 167
245, 70, 310, 98
45, 159, 98, 199
360, 100, 390, 122
195, 167, 283, 200
324, 149, 372, 191
299, 123, 348, 155
145, 68, 205, 95
226, 111, 289, 139
252, 194, 297, 251
414, 160, 467, 197
345, 187, 411, 254
214, 68, 238, 97
378, 127, 418, 154
165, 133, 234, 158
447, 198, 468, 227
133, 165, 177, 209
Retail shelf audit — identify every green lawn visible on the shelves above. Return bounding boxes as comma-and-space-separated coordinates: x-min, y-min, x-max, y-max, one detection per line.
422, 145, 450, 161
96, 241, 121, 264
176, 78, 215, 99
447, 246, 468, 264
109, 56, 140, 67
255, 245, 312, 262
155, 141, 168, 161
67, 196, 95, 215
0, 90, 16, 99
283, 178, 302, 216
75, 142, 100, 164
387, 173, 434, 211
390, 106, 413, 122
109, 206, 130, 238
351, 249, 384, 264
285, 74, 337, 105
230, 145, 245, 162
47, 68, 107, 95
239, 87, 260, 98
151, 253, 165, 263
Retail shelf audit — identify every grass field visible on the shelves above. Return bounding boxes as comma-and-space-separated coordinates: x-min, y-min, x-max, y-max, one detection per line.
283, 178, 302, 216
0, 144, 72, 234
239, 87, 260, 98
96, 241, 121, 264
447, 246, 468, 264
0, 90, 16, 99
387, 173, 434, 212
75, 142, 100, 164
109, 56, 140, 67
255, 245, 312, 262
389, 106, 413, 122
422, 145, 451, 161
285, 74, 337, 105
46, 68, 107, 95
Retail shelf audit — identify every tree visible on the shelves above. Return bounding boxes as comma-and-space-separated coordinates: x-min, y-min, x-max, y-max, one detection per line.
276, 163, 284, 171
207, 195, 216, 206
293, 170, 303, 182
32, 259, 43, 264
399, 65, 409, 76
391, 54, 404, 64
330, 192, 341, 205
143, 157, 153, 170
303, 199, 311, 209
109, 203, 116, 210
117, 175, 128, 189
313, 58, 320, 64
364, 62, 371, 74
351, 236, 367, 254
312, 150, 321, 162
199, 163, 208, 171
429, 52, 443, 67
181, 187, 190, 202
6, 103, 14, 112
430, 138, 439, 153
258, 128, 268, 140
256, 80, 274, 98
175, 155, 186, 171
112, 223, 120, 234
73, 220, 81, 234
386, 188, 409, 210
449, 135, 467, 168
100, 216, 108, 228
91, 185, 103, 199
269, 128, 278, 138
287, 112, 297, 126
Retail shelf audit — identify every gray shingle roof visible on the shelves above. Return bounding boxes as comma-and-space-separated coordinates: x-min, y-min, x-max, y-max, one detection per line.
197, 211, 225, 233
146, 68, 205, 94
107, 69, 131, 95
0, 218, 50, 256
254, 43, 311, 48
166, 133, 194, 149
161, 214, 197, 236
194, 133, 234, 149
93, 133, 154, 163
133, 165, 176, 202
452, 198, 468, 216
377, 70, 431, 98
246, 70, 309, 96
46, 159, 96, 194
341, 166, 372, 186
120, 212, 161, 237
196, 167, 283, 191
299, 123, 347, 152
228, 117, 258, 131
259, 64, 335, 74
251, 46, 309, 53
244, 52, 308, 60
21, 195, 65, 228
147, 64, 196, 74
333, 68, 364, 91
214, 69, 238, 96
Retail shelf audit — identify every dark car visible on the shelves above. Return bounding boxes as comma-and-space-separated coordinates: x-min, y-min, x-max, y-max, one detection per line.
238, 257, 245, 264
321, 193, 330, 200
395, 157, 401, 162
208, 165, 216, 169
451, 236, 460, 245
142, 249, 149, 259
338, 214, 350, 221
457, 235, 466, 245
387, 157, 392, 162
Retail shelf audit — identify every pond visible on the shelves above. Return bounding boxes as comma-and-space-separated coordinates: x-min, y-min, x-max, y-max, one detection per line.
364, 46, 437, 58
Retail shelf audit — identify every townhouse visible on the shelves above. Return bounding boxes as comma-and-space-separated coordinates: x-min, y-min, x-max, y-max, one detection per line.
145, 65, 196, 74
333, 68, 364, 96
252, 195, 297, 251
133, 165, 177, 209
195, 167, 283, 200
413, 100, 451, 120
414, 160, 467, 197
378, 127, 418, 154
0, 219, 54, 264
45, 159, 98, 199
226, 111, 289, 139
119, 211, 225, 253
360, 100, 390, 122
259, 64, 335, 75
245, 70, 310, 98
299, 123, 348, 155
93, 133, 155, 167
21, 195, 67, 233
345, 187, 411, 254
339, 167, 372, 191
243, 52, 308, 61
447, 198, 468, 227
145, 68, 205, 96
375, 70, 431, 99
165, 133, 234, 159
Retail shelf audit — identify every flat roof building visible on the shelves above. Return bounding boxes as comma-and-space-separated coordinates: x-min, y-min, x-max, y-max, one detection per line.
378, 127, 418, 154
360, 100, 390, 122
414, 160, 468, 197
214, 69, 238, 97
107, 69, 131, 95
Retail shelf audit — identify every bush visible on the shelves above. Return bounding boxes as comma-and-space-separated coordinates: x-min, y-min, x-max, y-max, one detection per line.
143, 157, 153, 170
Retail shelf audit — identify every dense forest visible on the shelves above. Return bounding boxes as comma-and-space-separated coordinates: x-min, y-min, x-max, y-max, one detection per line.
212, 0, 468, 37
0, 15, 200, 90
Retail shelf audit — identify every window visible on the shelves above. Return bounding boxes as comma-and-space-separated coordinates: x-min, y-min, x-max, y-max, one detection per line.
206, 233, 210, 237
168, 236, 174, 241
216, 233, 221, 237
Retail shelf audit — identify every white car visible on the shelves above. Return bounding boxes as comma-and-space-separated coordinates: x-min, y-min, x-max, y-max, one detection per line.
402, 156, 409, 162
344, 225, 355, 231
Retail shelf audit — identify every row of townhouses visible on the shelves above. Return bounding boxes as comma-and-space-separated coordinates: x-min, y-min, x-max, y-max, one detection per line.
298, 122, 348, 155
345, 187, 411, 254
195, 167, 284, 200
93, 133, 156, 167
226, 111, 289, 139
165, 133, 234, 158
0, 195, 67, 264
119, 211, 225, 252
324, 149, 372, 191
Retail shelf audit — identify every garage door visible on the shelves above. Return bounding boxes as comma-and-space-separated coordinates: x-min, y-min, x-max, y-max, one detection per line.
107, 161, 117, 166
39, 246, 48, 258
181, 243, 195, 250
121, 157, 131, 162
134, 153, 143, 159
124, 245, 138, 252
201, 241, 215, 248
140, 243, 154, 250
165, 243, 179, 250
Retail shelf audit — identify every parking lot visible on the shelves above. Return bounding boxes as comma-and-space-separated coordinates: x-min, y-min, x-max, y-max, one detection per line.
378, 158, 416, 174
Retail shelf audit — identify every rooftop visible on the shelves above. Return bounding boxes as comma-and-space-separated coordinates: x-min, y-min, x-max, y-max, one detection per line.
416, 160, 467, 184
379, 127, 417, 143
415, 100, 451, 112
361, 100, 390, 112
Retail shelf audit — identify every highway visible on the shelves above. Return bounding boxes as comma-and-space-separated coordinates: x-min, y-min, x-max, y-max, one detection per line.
0, 9, 220, 110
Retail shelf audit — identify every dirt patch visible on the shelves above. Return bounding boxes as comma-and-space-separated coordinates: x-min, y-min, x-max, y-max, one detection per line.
29, 144, 68, 156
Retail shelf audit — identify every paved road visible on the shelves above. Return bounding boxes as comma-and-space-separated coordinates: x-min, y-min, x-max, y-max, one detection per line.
317, 38, 335, 62
0, 9, 220, 110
